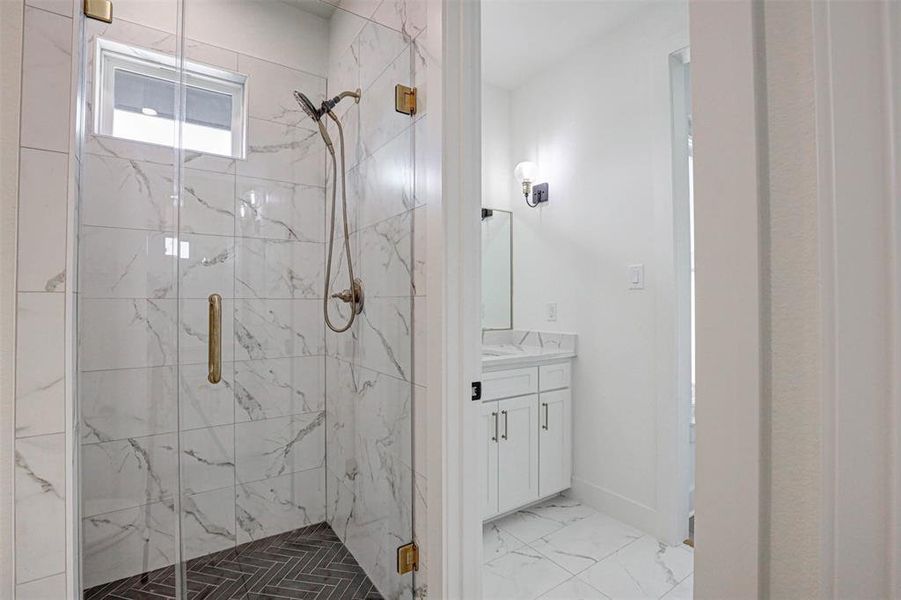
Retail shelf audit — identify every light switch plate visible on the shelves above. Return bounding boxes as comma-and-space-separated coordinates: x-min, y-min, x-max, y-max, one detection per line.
629, 264, 645, 289
546, 302, 558, 321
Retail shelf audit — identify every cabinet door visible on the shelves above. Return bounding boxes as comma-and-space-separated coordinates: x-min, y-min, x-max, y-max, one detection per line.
498, 394, 540, 513
480, 402, 500, 519
539, 388, 572, 497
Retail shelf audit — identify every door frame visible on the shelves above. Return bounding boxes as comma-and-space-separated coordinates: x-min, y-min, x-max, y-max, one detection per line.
433, 0, 766, 597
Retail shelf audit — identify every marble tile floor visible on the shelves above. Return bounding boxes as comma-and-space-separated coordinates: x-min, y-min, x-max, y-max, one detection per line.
84, 522, 383, 600
483, 497, 693, 600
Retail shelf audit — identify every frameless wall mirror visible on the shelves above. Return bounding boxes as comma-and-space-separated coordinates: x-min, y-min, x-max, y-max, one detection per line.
481, 208, 513, 329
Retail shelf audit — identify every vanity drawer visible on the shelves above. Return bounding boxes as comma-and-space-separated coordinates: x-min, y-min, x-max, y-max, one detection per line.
482, 367, 539, 401
539, 362, 571, 391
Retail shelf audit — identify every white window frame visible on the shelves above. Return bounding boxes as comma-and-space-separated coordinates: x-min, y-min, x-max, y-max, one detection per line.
94, 38, 248, 159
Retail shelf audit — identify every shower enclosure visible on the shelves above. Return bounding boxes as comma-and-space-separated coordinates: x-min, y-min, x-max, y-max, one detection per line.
75, 1, 424, 597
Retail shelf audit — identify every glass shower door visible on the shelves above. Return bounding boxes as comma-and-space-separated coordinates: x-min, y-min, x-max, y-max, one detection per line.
77, 0, 418, 597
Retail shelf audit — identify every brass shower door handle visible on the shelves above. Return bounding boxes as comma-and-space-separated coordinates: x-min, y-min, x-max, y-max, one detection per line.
208, 294, 222, 384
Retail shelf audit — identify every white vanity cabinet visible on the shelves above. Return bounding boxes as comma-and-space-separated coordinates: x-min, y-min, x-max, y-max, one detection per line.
482, 360, 573, 521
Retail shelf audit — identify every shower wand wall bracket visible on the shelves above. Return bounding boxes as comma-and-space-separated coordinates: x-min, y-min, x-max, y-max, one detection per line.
395, 84, 417, 115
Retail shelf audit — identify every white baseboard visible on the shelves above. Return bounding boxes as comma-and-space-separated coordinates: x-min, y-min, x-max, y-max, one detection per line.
569, 477, 663, 540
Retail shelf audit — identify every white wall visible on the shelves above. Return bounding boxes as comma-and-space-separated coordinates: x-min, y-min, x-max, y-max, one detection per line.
494, 2, 689, 538
481, 83, 513, 212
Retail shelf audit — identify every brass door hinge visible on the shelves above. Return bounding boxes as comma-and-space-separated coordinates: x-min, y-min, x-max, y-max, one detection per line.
397, 541, 419, 574
395, 84, 417, 116
84, 0, 112, 22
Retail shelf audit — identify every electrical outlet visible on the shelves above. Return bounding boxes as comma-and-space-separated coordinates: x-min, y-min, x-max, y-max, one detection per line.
546, 302, 558, 322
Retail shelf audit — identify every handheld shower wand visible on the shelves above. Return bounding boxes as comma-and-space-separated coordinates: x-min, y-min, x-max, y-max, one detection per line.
294, 88, 362, 333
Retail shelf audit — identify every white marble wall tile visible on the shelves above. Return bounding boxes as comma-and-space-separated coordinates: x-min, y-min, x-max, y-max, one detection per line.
411, 29, 430, 121
236, 468, 326, 543
234, 298, 323, 360
179, 233, 236, 299
234, 356, 324, 421
324, 357, 363, 485
15, 433, 66, 584
240, 54, 327, 127
24, 0, 72, 17
182, 487, 237, 561
185, 37, 238, 70
411, 206, 426, 295
80, 366, 178, 442
15, 572, 67, 599
21, 7, 72, 153
15, 293, 65, 437
412, 296, 426, 386
81, 433, 178, 517
179, 297, 235, 366
359, 210, 413, 298
412, 115, 428, 206
236, 177, 325, 243
82, 501, 176, 589
17, 148, 68, 292
371, 0, 426, 41
333, 0, 381, 20
79, 227, 176, 299
79, 299, 177, 371
356, 125, 413, 230
358, 21, 408, 92
351, 372, 411, 519
235, 412, 325, 483
239, 119, 325, 186
327, 6, 368, 70
579, 536, 694, 599
182, 149, 236, 175
180, 425, 235, 495
235, 238, 323, 299
81, 154, 177, 231
181, 168, 236, 236
357, 297, 412, 381
359, 48, 413, 159
179, 362, 236, 430
327, 43, 360, 113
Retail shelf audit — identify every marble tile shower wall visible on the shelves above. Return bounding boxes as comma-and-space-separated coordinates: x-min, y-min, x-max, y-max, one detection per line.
76, 14, 331, 589
321, 1, 430, 598
13, 1, 75, 598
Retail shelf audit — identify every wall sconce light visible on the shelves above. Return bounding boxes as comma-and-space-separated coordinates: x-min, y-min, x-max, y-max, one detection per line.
514, 161, 549, 208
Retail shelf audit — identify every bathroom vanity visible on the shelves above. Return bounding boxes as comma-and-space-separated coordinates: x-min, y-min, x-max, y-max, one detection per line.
480, 331, 577, 521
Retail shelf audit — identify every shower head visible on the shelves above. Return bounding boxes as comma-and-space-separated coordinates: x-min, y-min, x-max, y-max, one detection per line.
293, 91, 323, 122
294, 89, 362, 124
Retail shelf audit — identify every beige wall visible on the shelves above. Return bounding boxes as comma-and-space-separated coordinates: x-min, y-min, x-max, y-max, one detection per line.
761, 1, 823, 597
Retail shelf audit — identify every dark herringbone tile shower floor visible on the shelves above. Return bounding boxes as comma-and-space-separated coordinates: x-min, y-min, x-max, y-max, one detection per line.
84, 522, 384, 600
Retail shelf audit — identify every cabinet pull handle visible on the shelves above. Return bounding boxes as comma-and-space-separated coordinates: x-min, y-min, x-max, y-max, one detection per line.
542, 402, 549, 430
491, 412, 498, 442
208, 293, 222, 384
501, 410, 508, 440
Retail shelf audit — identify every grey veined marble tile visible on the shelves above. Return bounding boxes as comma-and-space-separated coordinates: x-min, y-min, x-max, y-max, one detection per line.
236, 468, 326, 544
235, 412, 325, 483
234, 356, 325, 421
81, 433, 178, 517
236, 176, 326, 243
235, 238, 323, 299
234, 298, 323, 360
15, 434, 66, 584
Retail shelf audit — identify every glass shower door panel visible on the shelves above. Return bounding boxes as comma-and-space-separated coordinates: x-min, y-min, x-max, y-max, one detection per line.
324, 7, 418, 599
76, 3, 186, 596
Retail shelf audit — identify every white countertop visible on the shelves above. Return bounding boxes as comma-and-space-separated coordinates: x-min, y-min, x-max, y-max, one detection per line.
481, 344, 576, 371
